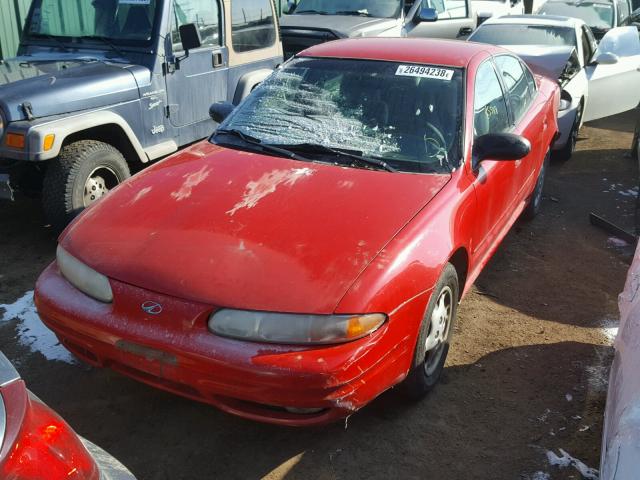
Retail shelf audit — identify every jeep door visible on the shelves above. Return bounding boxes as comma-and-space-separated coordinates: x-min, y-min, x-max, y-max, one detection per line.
406, 0, 475, 38
165, 0, 229, 129
583, 26, 640, 122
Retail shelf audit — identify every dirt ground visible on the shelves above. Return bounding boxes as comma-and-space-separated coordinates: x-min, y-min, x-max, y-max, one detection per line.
0, 110, 638, 480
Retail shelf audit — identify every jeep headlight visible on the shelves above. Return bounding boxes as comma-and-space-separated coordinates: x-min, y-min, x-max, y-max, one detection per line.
56, 245, 113, 303
0, 110, 5, 139
208, 309, 386, 345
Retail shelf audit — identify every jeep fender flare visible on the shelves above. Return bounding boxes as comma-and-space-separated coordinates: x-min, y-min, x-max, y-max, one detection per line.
27, 110, 148, 163
232, 69, 274, 105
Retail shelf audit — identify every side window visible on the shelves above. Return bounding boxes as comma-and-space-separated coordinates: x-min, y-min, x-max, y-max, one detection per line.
616, 0, 631, 24
581, 27, 593, 64
232, 0, 277, 52
474, 61, 510, 137
494, 55, 535, 122
423, 0, 467, 18
171, 0, 222, 52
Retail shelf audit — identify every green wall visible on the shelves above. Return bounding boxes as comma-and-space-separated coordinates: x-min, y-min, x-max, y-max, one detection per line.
0, 0, 32, 60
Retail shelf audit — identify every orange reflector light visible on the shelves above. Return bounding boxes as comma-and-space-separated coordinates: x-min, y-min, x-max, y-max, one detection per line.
5, 133, 25, 149
43, 134, 55, 151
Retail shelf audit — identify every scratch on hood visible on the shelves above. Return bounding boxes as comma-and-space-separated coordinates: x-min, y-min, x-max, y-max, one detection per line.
227, 168, 314, 216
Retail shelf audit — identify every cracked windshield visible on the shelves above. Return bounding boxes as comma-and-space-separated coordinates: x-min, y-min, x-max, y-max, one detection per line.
215, 58, 464, 174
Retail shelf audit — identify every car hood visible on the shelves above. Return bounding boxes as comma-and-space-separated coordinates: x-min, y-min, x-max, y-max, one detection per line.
61, 142, 450, 314
280, 14, 399, 38
0, 57, 141, 121
501, 44, 574, 79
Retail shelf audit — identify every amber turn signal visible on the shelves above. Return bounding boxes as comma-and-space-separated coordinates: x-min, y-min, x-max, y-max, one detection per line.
5, 133, 25, 149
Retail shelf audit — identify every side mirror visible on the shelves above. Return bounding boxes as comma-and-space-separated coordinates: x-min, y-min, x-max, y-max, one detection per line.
593, 51, 619, 65
209, 101, 235, 123
417, 7, 438, 22
179, 23, 202, 52
472, 133, 531, 169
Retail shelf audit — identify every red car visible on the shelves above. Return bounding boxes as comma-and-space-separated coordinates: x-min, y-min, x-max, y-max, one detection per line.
35, 38, 559, 426
0, 351, 135, 479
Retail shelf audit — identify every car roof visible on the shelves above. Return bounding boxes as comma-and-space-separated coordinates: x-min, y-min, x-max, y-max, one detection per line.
481, 14, 584, 27
297, 38, 502, 68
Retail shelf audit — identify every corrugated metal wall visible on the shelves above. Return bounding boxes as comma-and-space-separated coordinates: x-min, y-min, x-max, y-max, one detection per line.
0, 0, 32, 60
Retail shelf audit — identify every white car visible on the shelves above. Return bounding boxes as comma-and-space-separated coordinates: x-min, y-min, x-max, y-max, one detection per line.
469, 15, 640, 160
537, 0, 634, 41
473, 0, 525, 25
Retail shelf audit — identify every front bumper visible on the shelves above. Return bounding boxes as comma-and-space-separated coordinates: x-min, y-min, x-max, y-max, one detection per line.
35, 263, 418, 426
0, 174, 13, 200
552, 103, 579, 151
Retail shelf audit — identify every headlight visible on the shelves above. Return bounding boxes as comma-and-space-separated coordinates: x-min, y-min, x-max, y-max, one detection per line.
208, 310, 386, 345
0, 110, 5, 139
56, 245, 113, 303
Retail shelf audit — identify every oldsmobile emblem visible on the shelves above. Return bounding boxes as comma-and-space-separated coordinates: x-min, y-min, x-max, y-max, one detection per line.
141, 301, 163, 315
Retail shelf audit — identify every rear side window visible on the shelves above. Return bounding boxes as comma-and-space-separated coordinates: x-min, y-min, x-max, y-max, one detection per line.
616, 0, 631, 24
232, 0, 277, 52
474, 61, 510, 137
494, 55, 536, 123
171, 0, 222, 51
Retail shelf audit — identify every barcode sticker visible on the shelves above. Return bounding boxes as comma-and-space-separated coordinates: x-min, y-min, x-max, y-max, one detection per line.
395, 65, 454, 80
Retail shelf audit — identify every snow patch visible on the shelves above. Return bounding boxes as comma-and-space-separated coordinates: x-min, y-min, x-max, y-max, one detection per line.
0, 291, 76, 364
546, 449, 599, 479
530, 472, 551, 480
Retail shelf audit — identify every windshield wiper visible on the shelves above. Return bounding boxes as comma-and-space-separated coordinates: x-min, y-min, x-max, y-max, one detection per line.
272, 143, 397, 172
335, 10, 373, 16
28, 33, 71, 52
78, 35, 124, 57
294, 9, 330, 14
214, 129, 310, 161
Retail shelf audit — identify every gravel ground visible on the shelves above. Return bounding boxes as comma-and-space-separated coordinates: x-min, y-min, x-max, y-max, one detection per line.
0, 110, 637, 479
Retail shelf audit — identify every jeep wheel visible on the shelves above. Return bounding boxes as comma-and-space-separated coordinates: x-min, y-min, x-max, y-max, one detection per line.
42, 140, 130, 230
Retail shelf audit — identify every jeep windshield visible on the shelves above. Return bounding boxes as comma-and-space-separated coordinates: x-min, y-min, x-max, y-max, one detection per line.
292, 0, 402, 18
213, 57, 464, 174
24, 0, 159, 46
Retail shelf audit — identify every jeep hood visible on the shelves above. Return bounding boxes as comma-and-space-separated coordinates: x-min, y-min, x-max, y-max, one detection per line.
501, 45, 574, 80
0, 57, 141, 121
280, 14, 399, 38
61, 141, 450, 314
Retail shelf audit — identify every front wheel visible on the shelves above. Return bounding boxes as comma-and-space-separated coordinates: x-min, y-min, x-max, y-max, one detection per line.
403, 263, 459, 400
42, 140, 130, 230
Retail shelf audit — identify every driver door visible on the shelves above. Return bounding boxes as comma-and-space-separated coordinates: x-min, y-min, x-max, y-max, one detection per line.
165, 0, 229, 128
583, 26, 640, 122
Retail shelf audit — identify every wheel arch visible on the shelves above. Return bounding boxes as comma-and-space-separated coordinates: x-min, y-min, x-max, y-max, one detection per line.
29, 111, 148, 165
448, 247, 469, 300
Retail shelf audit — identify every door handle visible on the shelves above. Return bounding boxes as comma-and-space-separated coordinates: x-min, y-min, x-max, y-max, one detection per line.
458, 27, 473, 37
212, 52, 223, 68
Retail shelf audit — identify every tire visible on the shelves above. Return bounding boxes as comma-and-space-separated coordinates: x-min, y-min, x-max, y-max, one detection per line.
521, 149, 550, 221
403, 263, 459, 400
42, 140, 130, 230
553, 102, 582, 162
